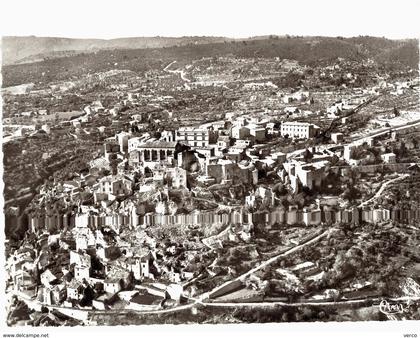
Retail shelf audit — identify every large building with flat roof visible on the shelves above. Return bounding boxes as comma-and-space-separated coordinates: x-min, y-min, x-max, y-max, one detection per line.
280, 121, 317, 139
176, 127, 217, 148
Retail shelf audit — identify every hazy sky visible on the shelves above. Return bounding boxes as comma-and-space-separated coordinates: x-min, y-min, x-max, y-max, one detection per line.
1, 0, 419, 39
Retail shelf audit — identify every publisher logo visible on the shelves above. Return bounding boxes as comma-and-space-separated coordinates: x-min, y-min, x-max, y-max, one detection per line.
379, 299, 407, 315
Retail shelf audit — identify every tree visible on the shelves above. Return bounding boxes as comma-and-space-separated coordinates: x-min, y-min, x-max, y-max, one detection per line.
303, 148, 314, 162
110, 159, 119, 175
410, 137, 418, 149
302, 307, 314, 320
281, 312, 290, 322
332, 252, 355, 281
342, 185, 361, 202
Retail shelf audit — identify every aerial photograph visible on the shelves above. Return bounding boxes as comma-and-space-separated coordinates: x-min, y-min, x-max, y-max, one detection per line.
1, 0, 419, 335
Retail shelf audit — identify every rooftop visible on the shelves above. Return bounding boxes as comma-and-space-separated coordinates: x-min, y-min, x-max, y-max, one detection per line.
282, 121, 312, 126
137, 141, 177, 149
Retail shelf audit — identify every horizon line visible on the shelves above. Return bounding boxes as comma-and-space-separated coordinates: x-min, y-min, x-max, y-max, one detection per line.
2, 34, 419, 41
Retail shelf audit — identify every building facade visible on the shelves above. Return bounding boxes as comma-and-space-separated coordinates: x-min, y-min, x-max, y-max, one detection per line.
176, 127, 215, 148
281, 122, 316, 139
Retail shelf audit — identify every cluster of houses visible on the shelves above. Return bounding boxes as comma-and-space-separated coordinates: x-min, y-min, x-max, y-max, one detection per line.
8, 212, 187, 311
7, 78, 419, 314
16, 100, 418, 236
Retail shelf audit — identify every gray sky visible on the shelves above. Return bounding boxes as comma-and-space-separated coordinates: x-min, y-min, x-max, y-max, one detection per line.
1, 0, 419, 39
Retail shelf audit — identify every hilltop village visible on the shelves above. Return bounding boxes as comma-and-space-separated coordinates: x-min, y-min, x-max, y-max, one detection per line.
3, 40, 420, 324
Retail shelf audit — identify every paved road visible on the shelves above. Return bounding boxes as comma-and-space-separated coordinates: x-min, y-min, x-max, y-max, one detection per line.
164, 61, 191, 83
11, 228, 335, 317
13, 287, 420, 320
351, 119, 420, 144
200, 295, 420, 308
195, 228, 335, 302
358, 174, 410, 208
12, 290, 196, 316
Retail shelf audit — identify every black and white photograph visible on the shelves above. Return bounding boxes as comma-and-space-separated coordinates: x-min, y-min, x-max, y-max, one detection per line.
0, 1, 419, 337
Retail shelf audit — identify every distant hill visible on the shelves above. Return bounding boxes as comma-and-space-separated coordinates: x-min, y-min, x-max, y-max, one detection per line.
1, 36, 233, 65
2, 36, 418, 87
374, 39, 419, 69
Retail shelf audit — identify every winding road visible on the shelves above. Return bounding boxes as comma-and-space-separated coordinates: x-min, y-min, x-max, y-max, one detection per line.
202, 295, 420, 308
164, 61, 191, 83
358, 173, 410, 208
12, 223, 419, 323
192, 227, 335, 302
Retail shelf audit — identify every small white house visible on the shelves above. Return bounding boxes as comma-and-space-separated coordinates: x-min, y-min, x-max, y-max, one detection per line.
331, 132, 344, 144
104, 278, 122, 294
381, 153, 396, 164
